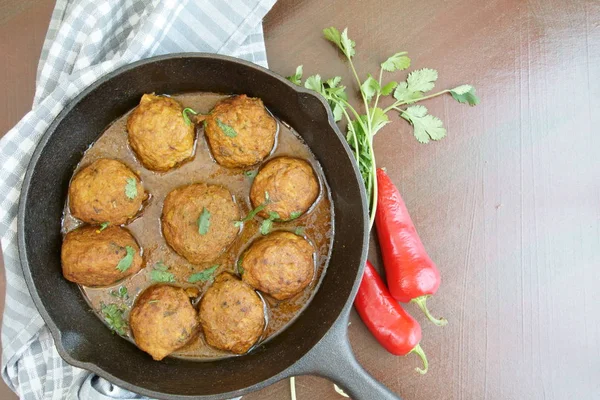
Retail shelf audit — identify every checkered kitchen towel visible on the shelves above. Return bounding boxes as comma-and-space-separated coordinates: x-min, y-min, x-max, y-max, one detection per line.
0, 0, 276, 398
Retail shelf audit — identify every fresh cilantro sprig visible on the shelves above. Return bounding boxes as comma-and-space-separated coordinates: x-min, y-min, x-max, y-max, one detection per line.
100, 303, 127, 335
188, 264, 219, 283
287, 27, 479, 229
216, 118, 237, 137
234, 192, 270, 227
116, 246, 135, 272
110, 286, 128, 299
150, 261, 175, 283
198, 207, 211, 235
260, 211, 280, 235
124, 178, 138, 200
182, 108, 198, 126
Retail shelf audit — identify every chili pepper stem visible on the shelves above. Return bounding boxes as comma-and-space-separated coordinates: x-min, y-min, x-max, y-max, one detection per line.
411, 295, 448, 327
410, 343, 429, 374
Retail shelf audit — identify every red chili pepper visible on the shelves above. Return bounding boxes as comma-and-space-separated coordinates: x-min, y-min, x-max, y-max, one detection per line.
375, 168, 447, 326
354, 261, 428, 374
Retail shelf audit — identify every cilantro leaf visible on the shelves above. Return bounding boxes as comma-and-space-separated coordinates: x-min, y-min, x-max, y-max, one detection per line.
304, 74, 324, 93
294, 227, 305, 236
326, 76, 342, 88
244, 170, 258, 179
380, 81, 398, 96
289, 211, 303, 220
393, 68, 438, 103
99, 222, 109, 232
260, 219, 273, 235
198, 208, 211, 235
332, 103, 344, 122
449, 84, 480, 106
323, 27, 355, 58
340, 28, 356, 58
124, 178, 138, 200
400, 105, 447, 143
268, 211, 280, 220
116, 246, 135, 272
407, 68, 438, 93
110, 286, 128, 299
182, 108, 198, 126
101, 303, 127, 335
150, 261, 175, 282
381, 52, 411, 72
188, 264, 219, 283
323, 27, 342, 48
370, 108, 391, 135
361, 74, 380, 102
286, 65, 303, 85
216, 119, 237, 137
393, 82, 423, 103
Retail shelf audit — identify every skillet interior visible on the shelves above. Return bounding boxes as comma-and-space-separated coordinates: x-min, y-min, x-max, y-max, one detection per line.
18, 54, 367, 398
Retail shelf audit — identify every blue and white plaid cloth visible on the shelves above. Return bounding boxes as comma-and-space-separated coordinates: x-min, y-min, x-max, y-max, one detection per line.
0, 0, 276, 398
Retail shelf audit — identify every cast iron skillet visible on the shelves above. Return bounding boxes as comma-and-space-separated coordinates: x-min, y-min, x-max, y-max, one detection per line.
18, 54, 402, 400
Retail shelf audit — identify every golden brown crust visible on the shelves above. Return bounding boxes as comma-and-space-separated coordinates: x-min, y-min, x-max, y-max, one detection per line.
161, 183, 240, 264
250, 157, 319, 220
204, 95, 277, 168
241, 231, 315, 300
127, 94, 195, 171
69, 158, 146, 225
61, 226, 144, 287
129, 285, 199, 361
199, 273, 264, 354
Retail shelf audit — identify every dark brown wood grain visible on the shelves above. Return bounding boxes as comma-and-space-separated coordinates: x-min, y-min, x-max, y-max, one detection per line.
1, 0, 599, 399
248, 0, 600, 399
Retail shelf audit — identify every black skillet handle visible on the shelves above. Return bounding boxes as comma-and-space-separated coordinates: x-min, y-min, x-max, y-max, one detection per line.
289, 309, 402, 400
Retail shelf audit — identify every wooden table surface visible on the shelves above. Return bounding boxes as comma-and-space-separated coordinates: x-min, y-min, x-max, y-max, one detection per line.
1, 1, 599, 399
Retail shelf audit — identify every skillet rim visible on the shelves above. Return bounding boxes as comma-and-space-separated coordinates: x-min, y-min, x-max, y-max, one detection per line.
17, 53, 370, 399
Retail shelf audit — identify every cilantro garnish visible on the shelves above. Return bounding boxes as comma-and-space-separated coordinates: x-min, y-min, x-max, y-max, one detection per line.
216, 118, 237, 138
116, 246, 135, 272
124, 178, 138, 200
150, 261, 175, 283
188, 265, 219, 283
198, 207, 211, 235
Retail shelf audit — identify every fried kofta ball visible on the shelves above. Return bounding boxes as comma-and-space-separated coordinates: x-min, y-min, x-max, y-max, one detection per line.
204, 95, 277, 168
250, 157, 319, 221
69, 159, 146, 225
130, 285, 199, 361
161, 183, 240, 264
127, 94, 195, 171
241, 231, 315, 300
61, 226, 144, 287
199, 273, 265, 354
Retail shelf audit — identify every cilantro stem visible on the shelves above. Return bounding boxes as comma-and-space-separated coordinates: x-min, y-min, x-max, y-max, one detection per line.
367, 137, 378, 229
339, 103, 360, 161
384, 89, 451, 114
390, 106, 407, 115
348, 58, 373, 135
371, 67, 384, 119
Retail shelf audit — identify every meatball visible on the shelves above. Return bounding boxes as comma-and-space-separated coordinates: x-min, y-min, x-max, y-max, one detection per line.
69, 158, 146, 225
129, 285, 199, 361
199, 273, 264, 354
161, 183, 240, 264
204, 95, 277, 168
127, 94, 196, 171
241, 231, 315, 300
61, 226, 144, 287
250, 157, 319, 220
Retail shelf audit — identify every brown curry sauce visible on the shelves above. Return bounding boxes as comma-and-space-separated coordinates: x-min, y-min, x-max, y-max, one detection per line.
61, 93, 334, 360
